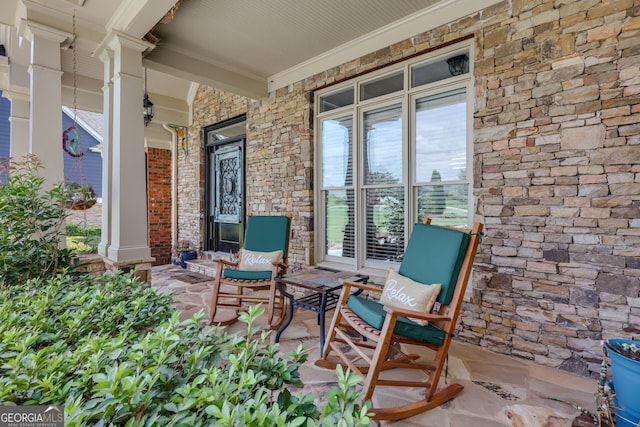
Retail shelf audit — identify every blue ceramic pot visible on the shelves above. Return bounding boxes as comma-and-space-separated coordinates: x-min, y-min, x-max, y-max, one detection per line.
179, 250, 197, 268
606, 339, 640, 427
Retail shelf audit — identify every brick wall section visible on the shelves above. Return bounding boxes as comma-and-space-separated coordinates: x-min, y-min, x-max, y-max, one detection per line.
182, 0, 640, 377
146, 147, 172, 265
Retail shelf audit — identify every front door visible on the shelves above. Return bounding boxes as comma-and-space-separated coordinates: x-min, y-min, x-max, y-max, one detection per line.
205, 118, 246, 254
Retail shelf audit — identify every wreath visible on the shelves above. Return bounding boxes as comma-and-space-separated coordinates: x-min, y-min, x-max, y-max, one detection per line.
63, 125, 84, 158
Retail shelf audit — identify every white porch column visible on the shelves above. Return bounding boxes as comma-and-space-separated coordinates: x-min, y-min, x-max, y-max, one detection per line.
20, 20, 72, 188
3, 90, 30, 160
100, 31, 153, 264
0, 24, 31, 161
95, 47, 114, 258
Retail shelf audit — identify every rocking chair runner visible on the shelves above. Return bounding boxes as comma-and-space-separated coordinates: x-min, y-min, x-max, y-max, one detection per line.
316, 218, 483, 420
209, 213, 292, 328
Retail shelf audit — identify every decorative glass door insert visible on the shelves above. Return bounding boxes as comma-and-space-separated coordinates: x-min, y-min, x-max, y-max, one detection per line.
215, 145, 242, 223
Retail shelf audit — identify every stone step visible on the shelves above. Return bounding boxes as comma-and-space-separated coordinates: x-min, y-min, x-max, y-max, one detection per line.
184, 251, 233, 276
200, 250, 232, 261
185, 258, 218, 276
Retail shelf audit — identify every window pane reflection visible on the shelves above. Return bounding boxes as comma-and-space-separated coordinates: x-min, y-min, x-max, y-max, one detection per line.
363, 104, 403, 185
415, 89, 466, 183
319, 87, 354, 112
322, 117, 353, 187
417, 184, 468, 227
360, 71, 404, 101
365, 187, 404, 262
325, 189, 355, 258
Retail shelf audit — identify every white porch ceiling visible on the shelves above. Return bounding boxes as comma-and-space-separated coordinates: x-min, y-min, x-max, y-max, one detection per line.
1, 0, 501, 120
146, 0, 442, 95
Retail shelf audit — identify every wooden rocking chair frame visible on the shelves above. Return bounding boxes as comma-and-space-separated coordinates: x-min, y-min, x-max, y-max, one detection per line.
317, 218, 483, 420
209, 213, 292, 329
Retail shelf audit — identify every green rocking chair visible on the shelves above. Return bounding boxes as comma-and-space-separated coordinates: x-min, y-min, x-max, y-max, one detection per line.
209, 213, 292, 328
317, 218, 483, 420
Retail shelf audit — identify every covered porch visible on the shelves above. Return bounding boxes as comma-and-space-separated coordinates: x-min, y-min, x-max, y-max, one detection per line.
152, 262, 595, 426
0, 0, 638, 423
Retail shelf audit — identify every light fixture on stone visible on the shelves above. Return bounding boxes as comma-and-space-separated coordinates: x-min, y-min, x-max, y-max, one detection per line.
446, 54, 469, 76
143, 67, 154, 126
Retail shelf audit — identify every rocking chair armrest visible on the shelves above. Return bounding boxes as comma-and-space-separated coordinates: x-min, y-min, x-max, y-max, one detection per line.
272, 261, 288, 275
273, 261, 287, 269
219, 258, 239, 268
342, 279, 383, 294
383, 305, 450, 322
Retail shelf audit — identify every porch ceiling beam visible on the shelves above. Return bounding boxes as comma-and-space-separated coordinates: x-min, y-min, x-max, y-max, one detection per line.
106, 0, 176, 40
143, 46, 267, 100
61, 73, 103, 112
143, 91, 189, 126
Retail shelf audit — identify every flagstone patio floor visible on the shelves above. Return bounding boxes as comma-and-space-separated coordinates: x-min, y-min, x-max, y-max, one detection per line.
152, 264, 598, 427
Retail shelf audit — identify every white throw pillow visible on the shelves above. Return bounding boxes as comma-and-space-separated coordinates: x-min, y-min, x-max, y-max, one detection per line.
379, 268, 441, 326
238, 249, 283, 271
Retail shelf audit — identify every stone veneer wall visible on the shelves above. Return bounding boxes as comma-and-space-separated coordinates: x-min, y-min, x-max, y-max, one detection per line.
469, 0, 640, 378
146, 147, 172, 265
181, 0, 640, 377
181, 88, 250, 252
244, 90, 315, 268
183, 87, 315, 268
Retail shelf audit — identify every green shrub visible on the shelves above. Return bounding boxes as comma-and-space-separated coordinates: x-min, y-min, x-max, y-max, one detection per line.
66, 223, 101, 237
0, 157, 371, 426
66, 236, 94, 254
66, 224, 101, 254
0, 272, 370, 426
0, 156, 75, 285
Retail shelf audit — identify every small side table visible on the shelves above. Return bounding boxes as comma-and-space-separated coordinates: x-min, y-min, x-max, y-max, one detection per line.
275, 266, 369, 354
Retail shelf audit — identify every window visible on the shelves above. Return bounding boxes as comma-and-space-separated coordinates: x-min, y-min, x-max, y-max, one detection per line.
363, 103, 404, 262
319, 87, 354, 113
360, 71, 404, 101
316, 44, 472, 271
415, 88, 468, 226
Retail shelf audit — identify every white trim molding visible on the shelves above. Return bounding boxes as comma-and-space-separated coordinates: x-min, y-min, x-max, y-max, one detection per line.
268, 0, 502, 92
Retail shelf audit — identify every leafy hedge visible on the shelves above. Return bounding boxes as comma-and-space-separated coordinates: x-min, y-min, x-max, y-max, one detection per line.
66, 224, 102, 237
0, 157, 74, 285
0, 273, 370, 426
0, 156, 371, 426
66, 224, 102, 254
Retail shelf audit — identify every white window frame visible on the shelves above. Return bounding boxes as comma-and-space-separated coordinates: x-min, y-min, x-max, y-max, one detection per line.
314, 41, 474, 274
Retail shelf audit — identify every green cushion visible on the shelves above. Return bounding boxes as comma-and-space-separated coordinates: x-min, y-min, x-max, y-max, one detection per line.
223, 269, 272, 281
347, 295, 446, 346
399, 223, 470, 305
244, 215, 291, 259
